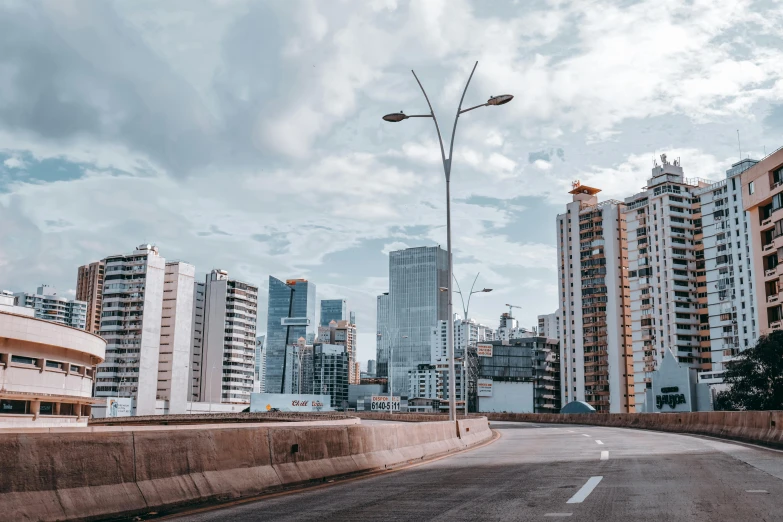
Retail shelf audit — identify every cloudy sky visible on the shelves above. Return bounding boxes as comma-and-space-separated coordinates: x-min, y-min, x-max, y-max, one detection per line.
2, 0, 783, 364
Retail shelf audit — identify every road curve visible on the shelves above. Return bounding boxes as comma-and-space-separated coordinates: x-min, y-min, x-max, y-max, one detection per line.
170, 421, 783, 521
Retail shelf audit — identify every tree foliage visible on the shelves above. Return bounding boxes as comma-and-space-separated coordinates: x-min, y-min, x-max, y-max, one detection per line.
714, 330, 783, 411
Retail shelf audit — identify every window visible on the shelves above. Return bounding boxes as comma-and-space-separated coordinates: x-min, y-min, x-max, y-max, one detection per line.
749, 181, 755, 195
11, 355, 36, 365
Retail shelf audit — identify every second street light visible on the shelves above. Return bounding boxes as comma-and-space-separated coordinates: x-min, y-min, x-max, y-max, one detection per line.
383, 61, 512, 421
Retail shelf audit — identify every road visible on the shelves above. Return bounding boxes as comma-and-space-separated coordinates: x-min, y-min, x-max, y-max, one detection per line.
171, 421, 783, 521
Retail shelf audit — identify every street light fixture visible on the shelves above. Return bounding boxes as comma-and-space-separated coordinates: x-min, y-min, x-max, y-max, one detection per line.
382, 61, 512, 421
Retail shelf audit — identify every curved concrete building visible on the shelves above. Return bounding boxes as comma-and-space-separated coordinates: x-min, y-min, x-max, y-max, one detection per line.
0, 310, 106, 427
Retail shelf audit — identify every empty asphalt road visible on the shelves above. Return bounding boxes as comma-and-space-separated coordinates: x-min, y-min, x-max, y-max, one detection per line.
170, 421, 783, 521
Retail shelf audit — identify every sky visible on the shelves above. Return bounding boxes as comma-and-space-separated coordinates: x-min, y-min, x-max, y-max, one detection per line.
2, 0, 783, 365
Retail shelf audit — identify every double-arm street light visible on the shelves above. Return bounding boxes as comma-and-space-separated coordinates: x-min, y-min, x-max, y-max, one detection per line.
383, 61, 512, 421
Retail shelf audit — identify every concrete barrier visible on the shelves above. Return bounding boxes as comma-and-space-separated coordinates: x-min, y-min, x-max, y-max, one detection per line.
0, 417, 492, 521
476, 411, 783, 449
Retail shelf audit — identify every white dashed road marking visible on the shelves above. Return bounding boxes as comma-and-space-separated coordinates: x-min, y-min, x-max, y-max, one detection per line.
600, 451, 609, 460
582, 434, 590, 437
567, 476, 603, 504
596, 440, 604, 445
746, 490, 768, 493
544, 514, 573, 518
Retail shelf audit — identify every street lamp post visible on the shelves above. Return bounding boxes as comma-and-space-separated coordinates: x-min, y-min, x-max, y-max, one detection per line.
383, 62, 512, 421
452, 273, 492, 417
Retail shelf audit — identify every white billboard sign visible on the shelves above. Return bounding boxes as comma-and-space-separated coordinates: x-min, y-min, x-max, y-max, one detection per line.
106, 397, 132, 417
250, 393, 331, 412
371, 395, 401, 412
477, 343, 493, 357
477, 379, 493, 397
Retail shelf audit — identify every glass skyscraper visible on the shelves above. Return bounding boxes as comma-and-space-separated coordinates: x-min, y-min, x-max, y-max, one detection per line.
265, 277, 316, 394
385, 246, 449, 396
376, 292, 390, 378
319, 299, 347, 326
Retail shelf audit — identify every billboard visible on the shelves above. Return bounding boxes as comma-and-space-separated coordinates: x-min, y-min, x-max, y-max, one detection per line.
370, 395, 401, 412
477, 343, 493, 357
106, 397, 132, 417
477, 379, 493, 397
250, 393, 331, 412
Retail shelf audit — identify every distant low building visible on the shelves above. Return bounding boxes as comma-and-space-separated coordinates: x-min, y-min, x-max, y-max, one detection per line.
13, 285, 88, 330
642, 351, 714, 413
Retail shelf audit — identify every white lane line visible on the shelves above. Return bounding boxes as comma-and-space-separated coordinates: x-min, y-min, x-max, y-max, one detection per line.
566, 430, 575, 433
596, 440, 604, 445
746, 490, 768, 493
544, 514, 573, 518
566, 476, 603, 504
600, 451, 609, 460
582, 434, 590, 437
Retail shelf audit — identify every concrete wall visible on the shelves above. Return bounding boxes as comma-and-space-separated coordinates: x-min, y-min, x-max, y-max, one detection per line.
474, 411, 783, 449
0, 418, 491, 521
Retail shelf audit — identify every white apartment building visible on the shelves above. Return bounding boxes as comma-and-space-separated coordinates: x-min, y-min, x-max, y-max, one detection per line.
694, 159, 759, 381
318, 320, 359, 384
155, 262, 195, 413
430, 316, 495, 362
192, 269, 258, 404
408, 363, 440, 399
537, 310, 560, 340
624, 156, 713, 408
95, 244, 166, 416
557, 183, 633, 413
14, 285, 88, 330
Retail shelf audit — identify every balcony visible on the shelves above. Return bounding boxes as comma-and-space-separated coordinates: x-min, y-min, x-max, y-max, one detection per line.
761, 217, 775, 231
771, 320, 783, 330
767, 294, 779, 304
766, 268, 778, 280
763, 242, 775, 253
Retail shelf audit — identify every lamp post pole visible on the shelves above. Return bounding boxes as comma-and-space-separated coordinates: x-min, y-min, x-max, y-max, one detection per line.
382, 63, 512, 421
452, 273, 492, 417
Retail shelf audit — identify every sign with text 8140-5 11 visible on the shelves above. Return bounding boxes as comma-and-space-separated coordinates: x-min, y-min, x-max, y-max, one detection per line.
371, 395, 400, 412
477, 343, 493, 357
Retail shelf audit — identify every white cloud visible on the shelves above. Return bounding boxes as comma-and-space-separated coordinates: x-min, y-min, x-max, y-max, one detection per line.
3, 156, 25, 169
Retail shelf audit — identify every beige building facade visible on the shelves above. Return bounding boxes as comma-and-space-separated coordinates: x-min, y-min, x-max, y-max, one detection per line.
741, 148, 783, 335
0, 307, 106, 427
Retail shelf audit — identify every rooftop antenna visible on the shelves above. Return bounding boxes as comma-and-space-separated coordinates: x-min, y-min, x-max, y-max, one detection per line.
737, 130, 742, 161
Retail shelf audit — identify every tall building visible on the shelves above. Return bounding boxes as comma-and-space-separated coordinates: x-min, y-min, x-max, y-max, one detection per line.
386, 246, 449, 396
192, 269, 258, 404
695, 159, 759, 380
318, 320, 359, 384
376, 292, 391, 378
624, 156, 713, 408
95, 244, 167, 415
320, 299, 347, 326
76, 260, 105, 333
367, 359, 377, 376
13, 285, 88, 330
155, 262, 195, 413
741, 148, 783, 336
558, 182, 632, 413
265, 277, 316, 394
313, 343, 349, 408
254, 335, 266, 393
537, 310, 560, 340
189, 280, 206, 400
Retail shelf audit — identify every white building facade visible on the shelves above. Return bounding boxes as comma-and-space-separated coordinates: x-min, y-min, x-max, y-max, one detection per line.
14, 285, 88, 330
192, 269, 258, 405
95, 244, 166, 416
537, 310, 560, 340
558, 184, 633, 413
624, 156, 713, 408
155, 262, 195, 414
694, 159, 759, 380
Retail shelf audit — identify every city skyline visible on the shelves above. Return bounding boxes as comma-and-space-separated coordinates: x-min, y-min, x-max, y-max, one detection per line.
4, 1, 783, 363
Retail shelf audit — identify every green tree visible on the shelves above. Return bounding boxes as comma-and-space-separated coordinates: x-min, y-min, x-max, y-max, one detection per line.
714, 330, 783, 411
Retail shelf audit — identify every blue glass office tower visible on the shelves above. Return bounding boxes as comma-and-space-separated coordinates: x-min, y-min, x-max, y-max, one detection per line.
265, 277, 316, 394
385, 246, 449, 396
319, 299, 347, 326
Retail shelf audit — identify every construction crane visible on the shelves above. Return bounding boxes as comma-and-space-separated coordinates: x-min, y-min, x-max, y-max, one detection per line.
505, 303, 521, 317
